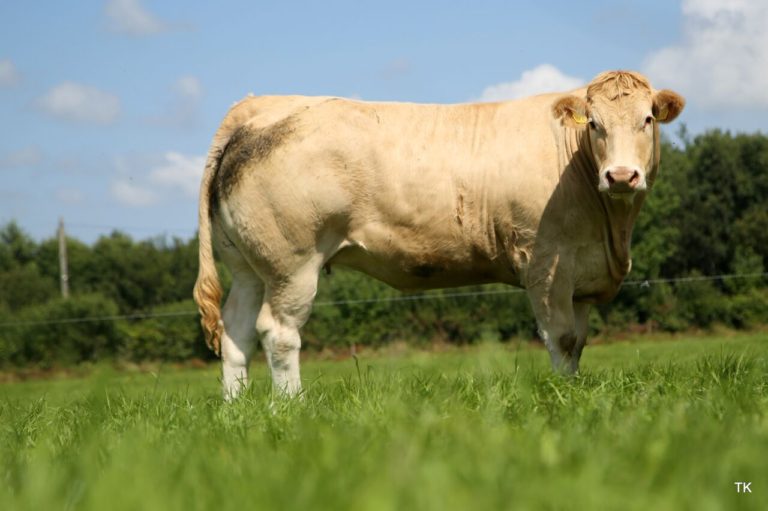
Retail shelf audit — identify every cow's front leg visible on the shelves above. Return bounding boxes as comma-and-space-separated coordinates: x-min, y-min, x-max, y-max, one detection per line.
570, 302, 591, 373
527, 283, 579, 375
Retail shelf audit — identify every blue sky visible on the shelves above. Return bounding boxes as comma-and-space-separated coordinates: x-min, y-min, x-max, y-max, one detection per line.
1, 0, 767, 242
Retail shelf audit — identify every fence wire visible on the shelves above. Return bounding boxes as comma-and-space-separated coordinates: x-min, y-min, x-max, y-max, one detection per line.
0, 271, 766, 328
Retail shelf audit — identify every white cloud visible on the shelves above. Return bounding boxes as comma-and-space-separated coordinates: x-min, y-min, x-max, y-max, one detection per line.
37, 82, 120, 124
0, 146, 42, 169
110, 151, 203, 207
173, 76, 202, 100
111, 179, 158, 206
476, 64, 584, 102
149, 151, 205, 197
644, 0, 768, 109
0, 59, 20, 87
105, 0, 168, 36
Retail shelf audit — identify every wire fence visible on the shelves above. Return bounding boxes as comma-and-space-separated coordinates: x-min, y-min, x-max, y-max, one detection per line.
1, 271, 765, 329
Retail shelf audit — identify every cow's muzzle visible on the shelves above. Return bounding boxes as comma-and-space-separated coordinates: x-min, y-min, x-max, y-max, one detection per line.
600, 166, 645, 195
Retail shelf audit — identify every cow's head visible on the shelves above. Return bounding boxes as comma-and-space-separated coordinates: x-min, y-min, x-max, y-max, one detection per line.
552, 71, 685, 198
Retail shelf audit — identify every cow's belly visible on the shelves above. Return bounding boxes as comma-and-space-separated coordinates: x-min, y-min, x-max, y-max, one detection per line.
328, 241, 520, 291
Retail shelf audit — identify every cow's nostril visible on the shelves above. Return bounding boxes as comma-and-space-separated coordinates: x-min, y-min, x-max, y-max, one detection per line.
605, 167, 640, 192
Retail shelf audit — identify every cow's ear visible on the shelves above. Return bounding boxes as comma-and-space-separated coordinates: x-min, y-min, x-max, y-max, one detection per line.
653, 90, 685, 124
552, 95, 589, 128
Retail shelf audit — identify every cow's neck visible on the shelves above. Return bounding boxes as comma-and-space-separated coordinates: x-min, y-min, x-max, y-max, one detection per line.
566, 128, 645, 283
598, 191, 645, 282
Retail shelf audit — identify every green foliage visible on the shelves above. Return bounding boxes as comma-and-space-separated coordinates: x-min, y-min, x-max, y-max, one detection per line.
0, 336, 766, 511
0, 221, 38, 269
88, 233, 180, 311
117, 300, 208, 361
0, 222, 58, 310
666, 130, 768, 276
1, 294, 121, 367
0, 262, 57, 312
725, 288, 768, 329
0, 296, 210, 367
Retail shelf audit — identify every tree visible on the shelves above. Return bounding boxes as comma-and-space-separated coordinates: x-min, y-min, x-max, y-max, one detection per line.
0, 222, 57, 310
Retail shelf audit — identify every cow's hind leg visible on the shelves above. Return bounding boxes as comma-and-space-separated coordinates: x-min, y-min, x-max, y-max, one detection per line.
219, 261, 264, 400
257, 261, 321, 397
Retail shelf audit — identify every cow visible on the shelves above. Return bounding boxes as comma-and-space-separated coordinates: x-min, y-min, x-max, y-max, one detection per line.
193, 70, 685, 399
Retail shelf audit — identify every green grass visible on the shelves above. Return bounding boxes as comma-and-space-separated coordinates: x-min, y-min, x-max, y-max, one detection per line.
1, 333, 767, 510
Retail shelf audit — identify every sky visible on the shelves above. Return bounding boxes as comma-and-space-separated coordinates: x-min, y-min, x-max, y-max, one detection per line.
1, 0, 767, 243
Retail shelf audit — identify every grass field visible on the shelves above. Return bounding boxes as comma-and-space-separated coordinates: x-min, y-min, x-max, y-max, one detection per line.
1, 333, 767, 510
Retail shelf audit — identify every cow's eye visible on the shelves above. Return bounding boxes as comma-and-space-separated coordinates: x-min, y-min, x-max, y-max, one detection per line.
588, 119, 597, 130
644, 115, 654, 126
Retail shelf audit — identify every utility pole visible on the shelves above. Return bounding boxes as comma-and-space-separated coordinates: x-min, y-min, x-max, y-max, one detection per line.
58, 217, 70, 299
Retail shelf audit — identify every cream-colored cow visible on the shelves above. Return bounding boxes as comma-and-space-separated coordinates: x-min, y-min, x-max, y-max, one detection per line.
194, 70, 684, 399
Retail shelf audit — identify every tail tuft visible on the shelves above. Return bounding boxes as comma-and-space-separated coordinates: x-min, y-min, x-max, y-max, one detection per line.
193, 271, 223, 355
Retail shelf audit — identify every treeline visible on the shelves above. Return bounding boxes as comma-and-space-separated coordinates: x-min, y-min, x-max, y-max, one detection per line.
1, 129, 767, 368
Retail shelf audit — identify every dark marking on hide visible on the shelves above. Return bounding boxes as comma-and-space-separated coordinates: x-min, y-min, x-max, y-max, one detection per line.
209, 116, 295, 217
455, 194, 464, 226
412, 264, 442, 279
558, 332, 577, 353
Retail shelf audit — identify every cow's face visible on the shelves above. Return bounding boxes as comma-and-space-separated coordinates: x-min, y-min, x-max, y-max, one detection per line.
553, 73, 684, 199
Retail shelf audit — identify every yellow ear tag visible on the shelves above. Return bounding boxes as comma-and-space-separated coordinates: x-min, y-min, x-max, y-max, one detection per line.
657, 105, 668, 121
572, 112, 588, 124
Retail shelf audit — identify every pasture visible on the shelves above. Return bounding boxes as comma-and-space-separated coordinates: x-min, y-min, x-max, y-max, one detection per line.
1, 333, 767, 510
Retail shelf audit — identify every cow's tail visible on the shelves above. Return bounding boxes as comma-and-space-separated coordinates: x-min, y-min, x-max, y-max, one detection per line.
193, 96, 260, 355
193, 144, 225, 355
